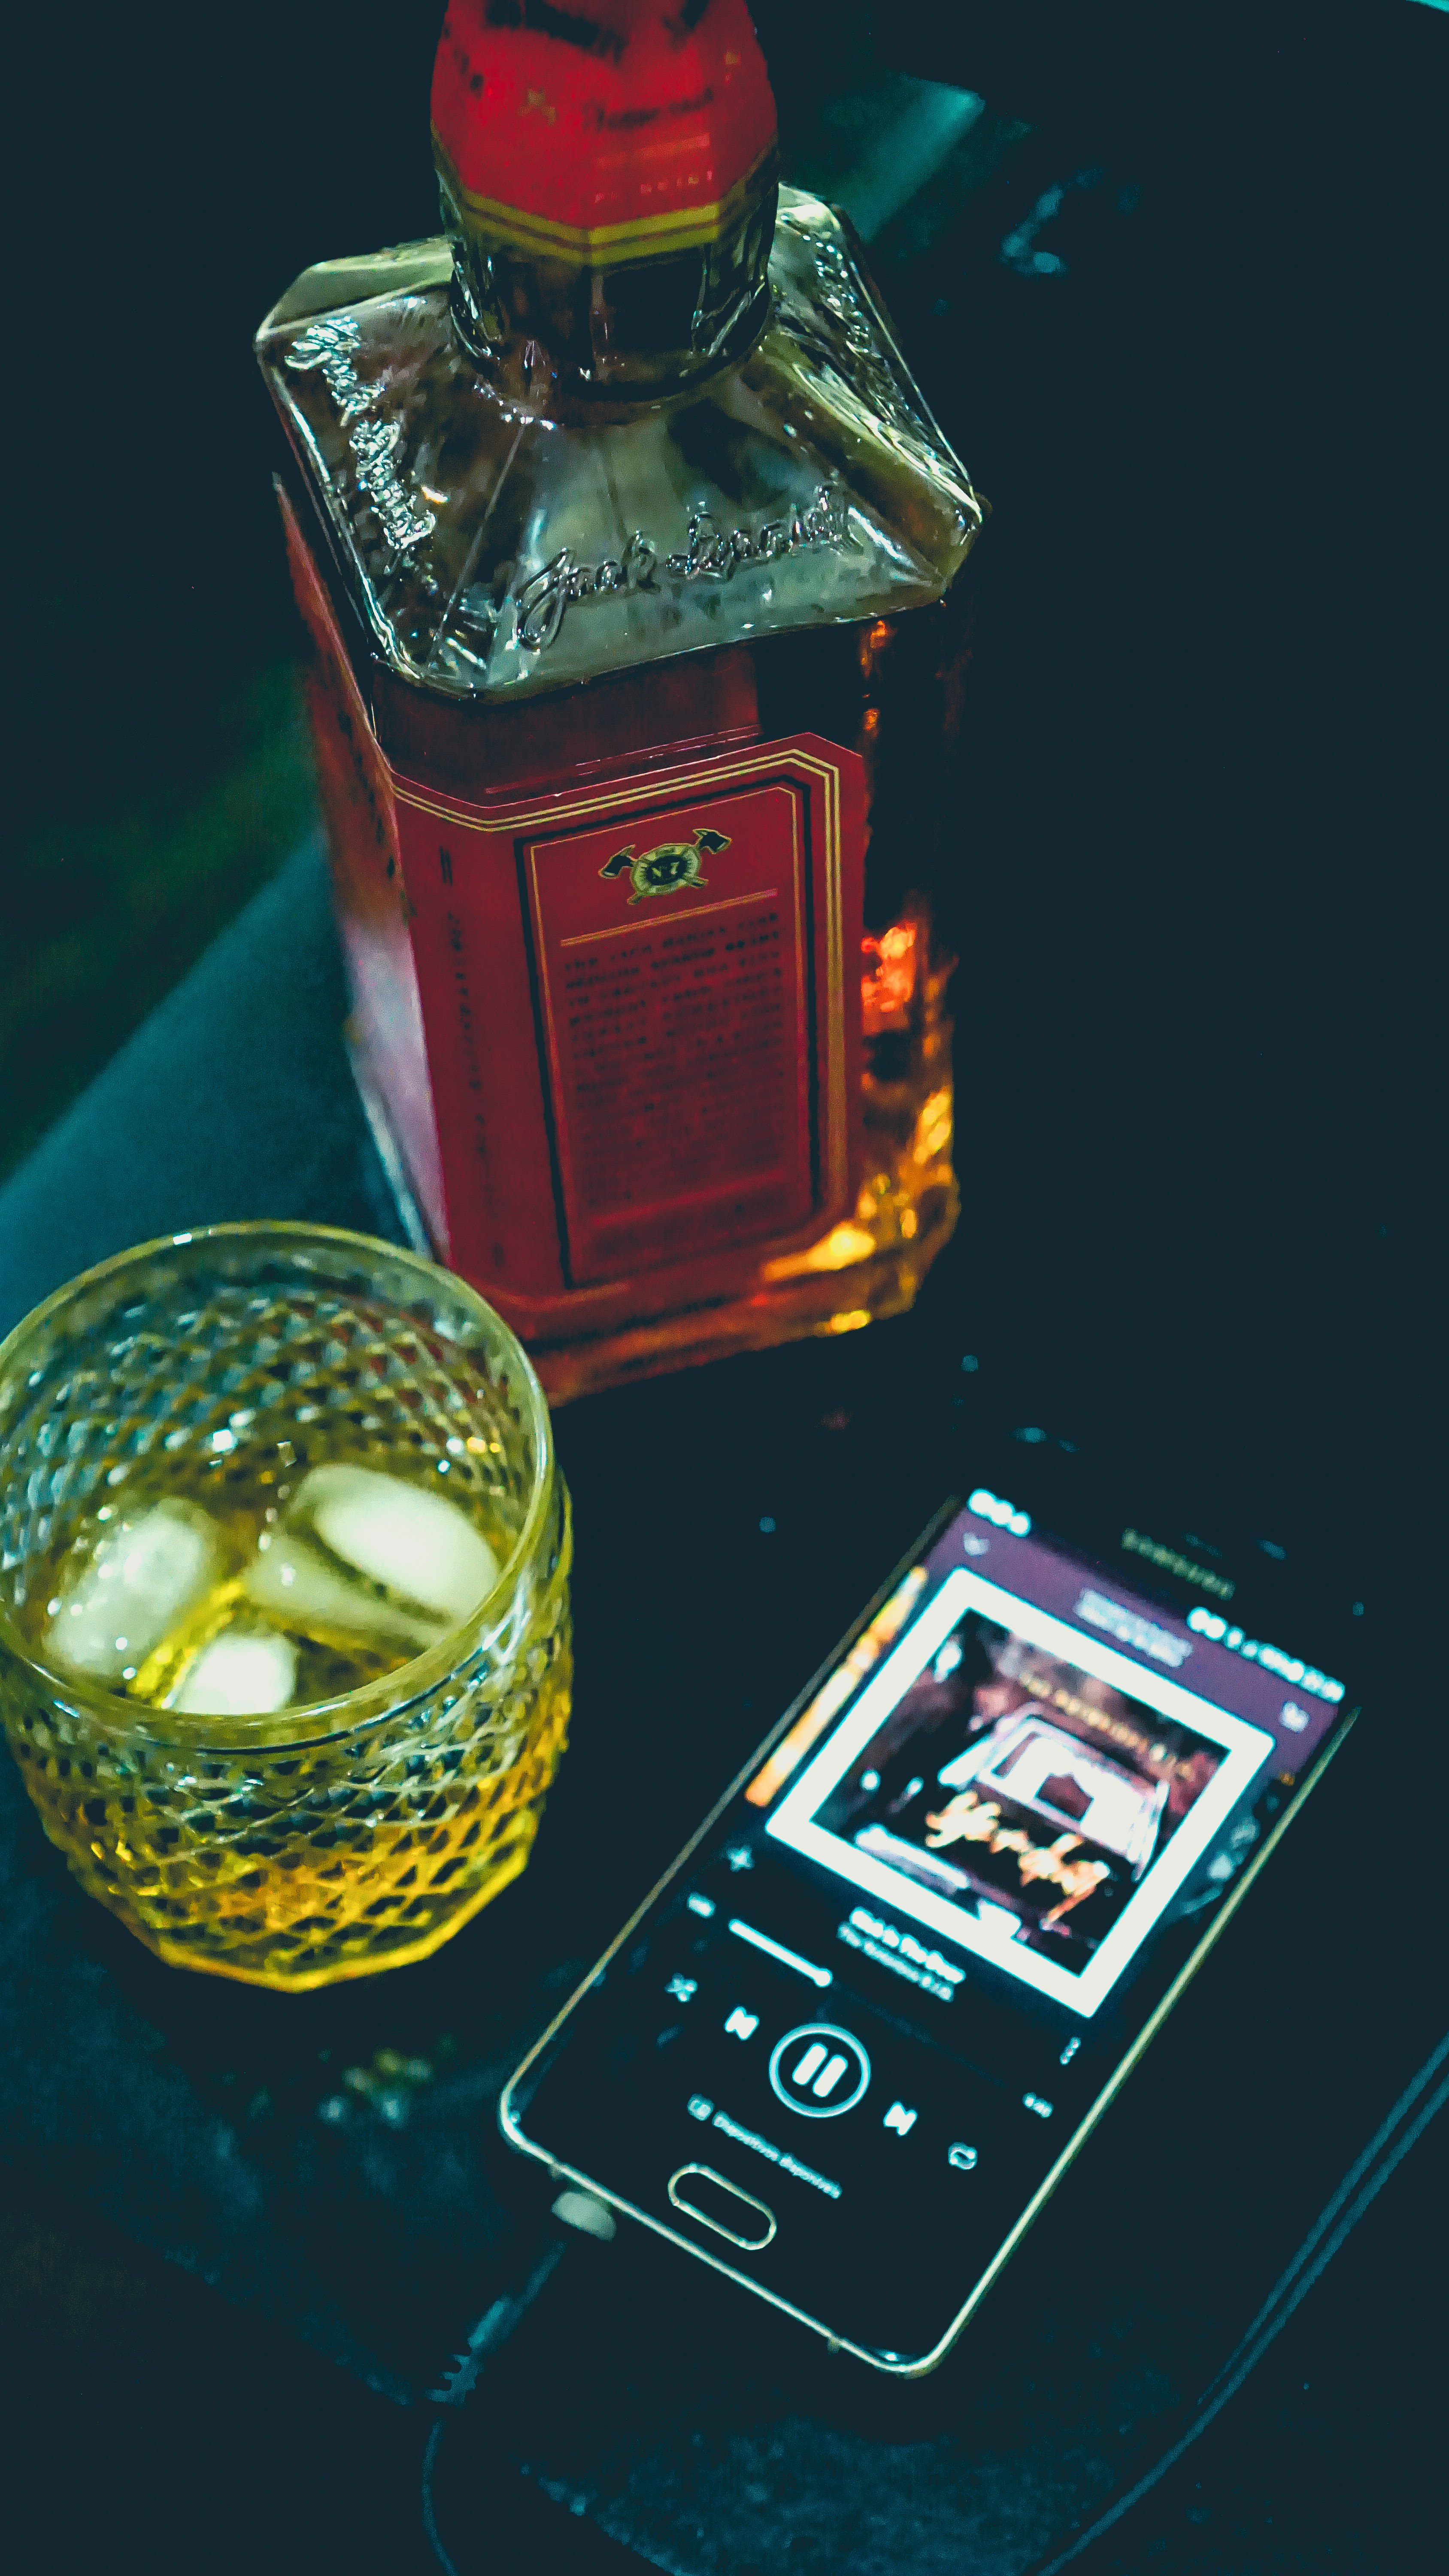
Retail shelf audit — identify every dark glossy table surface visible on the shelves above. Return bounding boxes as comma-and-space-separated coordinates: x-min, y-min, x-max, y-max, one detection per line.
1, 12, 1440, 2570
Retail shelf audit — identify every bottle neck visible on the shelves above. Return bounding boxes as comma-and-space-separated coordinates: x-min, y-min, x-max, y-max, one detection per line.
437, 158, 778, 405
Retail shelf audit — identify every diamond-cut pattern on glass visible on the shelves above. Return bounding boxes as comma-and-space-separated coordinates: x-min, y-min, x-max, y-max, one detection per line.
0, 1234, 571, 1989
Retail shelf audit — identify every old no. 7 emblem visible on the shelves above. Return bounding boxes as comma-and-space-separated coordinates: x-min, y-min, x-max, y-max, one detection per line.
600, 826, 731, 903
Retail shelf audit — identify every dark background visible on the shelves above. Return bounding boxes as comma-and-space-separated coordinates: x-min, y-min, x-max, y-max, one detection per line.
2, 4, 1442, 2570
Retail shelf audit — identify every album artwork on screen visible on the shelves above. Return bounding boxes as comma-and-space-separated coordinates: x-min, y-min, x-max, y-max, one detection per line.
766, 1569, 1275, 2017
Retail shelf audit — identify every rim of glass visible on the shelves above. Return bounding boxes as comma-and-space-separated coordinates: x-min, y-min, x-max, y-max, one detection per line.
0, 1221, 557, 1746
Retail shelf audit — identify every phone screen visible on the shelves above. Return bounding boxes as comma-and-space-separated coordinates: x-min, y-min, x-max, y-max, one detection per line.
502, 1494, 1353, 2369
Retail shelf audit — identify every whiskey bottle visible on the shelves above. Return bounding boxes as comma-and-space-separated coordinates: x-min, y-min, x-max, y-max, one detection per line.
256, 0, 986, 1402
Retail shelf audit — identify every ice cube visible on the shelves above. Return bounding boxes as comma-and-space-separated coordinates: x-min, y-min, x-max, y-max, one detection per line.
299, 1465, 500, 1619
45, 1501, 223, 1684
240, 1532, 445, 1654
171, 1626, 297, 1717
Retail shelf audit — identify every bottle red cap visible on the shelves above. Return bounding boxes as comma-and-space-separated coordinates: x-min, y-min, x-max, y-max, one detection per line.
432, 0, 778, 266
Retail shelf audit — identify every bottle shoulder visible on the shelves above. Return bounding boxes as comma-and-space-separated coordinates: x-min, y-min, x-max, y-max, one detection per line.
255, 190, 986, 702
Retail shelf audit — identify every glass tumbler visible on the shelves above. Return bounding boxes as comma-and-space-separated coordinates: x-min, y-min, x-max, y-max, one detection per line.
0, 1224, 571, 1989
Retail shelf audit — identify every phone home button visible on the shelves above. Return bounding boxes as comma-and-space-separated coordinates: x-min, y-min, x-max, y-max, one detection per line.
668, 2165, 777, 2252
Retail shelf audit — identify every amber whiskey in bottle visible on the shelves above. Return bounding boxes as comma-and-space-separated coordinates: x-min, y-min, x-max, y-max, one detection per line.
256, 0, 986, 1401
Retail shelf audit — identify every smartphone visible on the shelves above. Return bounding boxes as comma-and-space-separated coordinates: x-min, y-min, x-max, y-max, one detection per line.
500, 1462, 1360, 2374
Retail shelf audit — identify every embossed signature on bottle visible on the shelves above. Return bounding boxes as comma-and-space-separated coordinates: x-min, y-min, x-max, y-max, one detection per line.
511, 485, 856, 654
285, 318, 436, 554
513, 530, 659, 651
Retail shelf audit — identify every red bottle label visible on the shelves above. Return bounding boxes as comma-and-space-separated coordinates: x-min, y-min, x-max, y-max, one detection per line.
393, 738, 864, 1311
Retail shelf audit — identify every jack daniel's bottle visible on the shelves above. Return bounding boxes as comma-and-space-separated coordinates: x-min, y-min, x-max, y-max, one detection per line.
257, 0, 986, 1401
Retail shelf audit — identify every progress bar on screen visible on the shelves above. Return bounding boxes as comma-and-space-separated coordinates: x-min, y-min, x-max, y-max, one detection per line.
729, 1919, 833, 1988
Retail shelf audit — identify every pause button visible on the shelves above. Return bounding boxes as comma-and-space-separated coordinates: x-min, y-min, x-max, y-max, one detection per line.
768, 2024, 872, 2120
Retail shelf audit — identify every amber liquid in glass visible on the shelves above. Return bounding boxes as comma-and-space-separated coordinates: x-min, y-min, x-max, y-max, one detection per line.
23, 1441, 515, 1701
15, 1425, 570, 1987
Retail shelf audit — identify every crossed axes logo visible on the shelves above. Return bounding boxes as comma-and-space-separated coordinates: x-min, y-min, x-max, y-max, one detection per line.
599, 826, 731, 904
